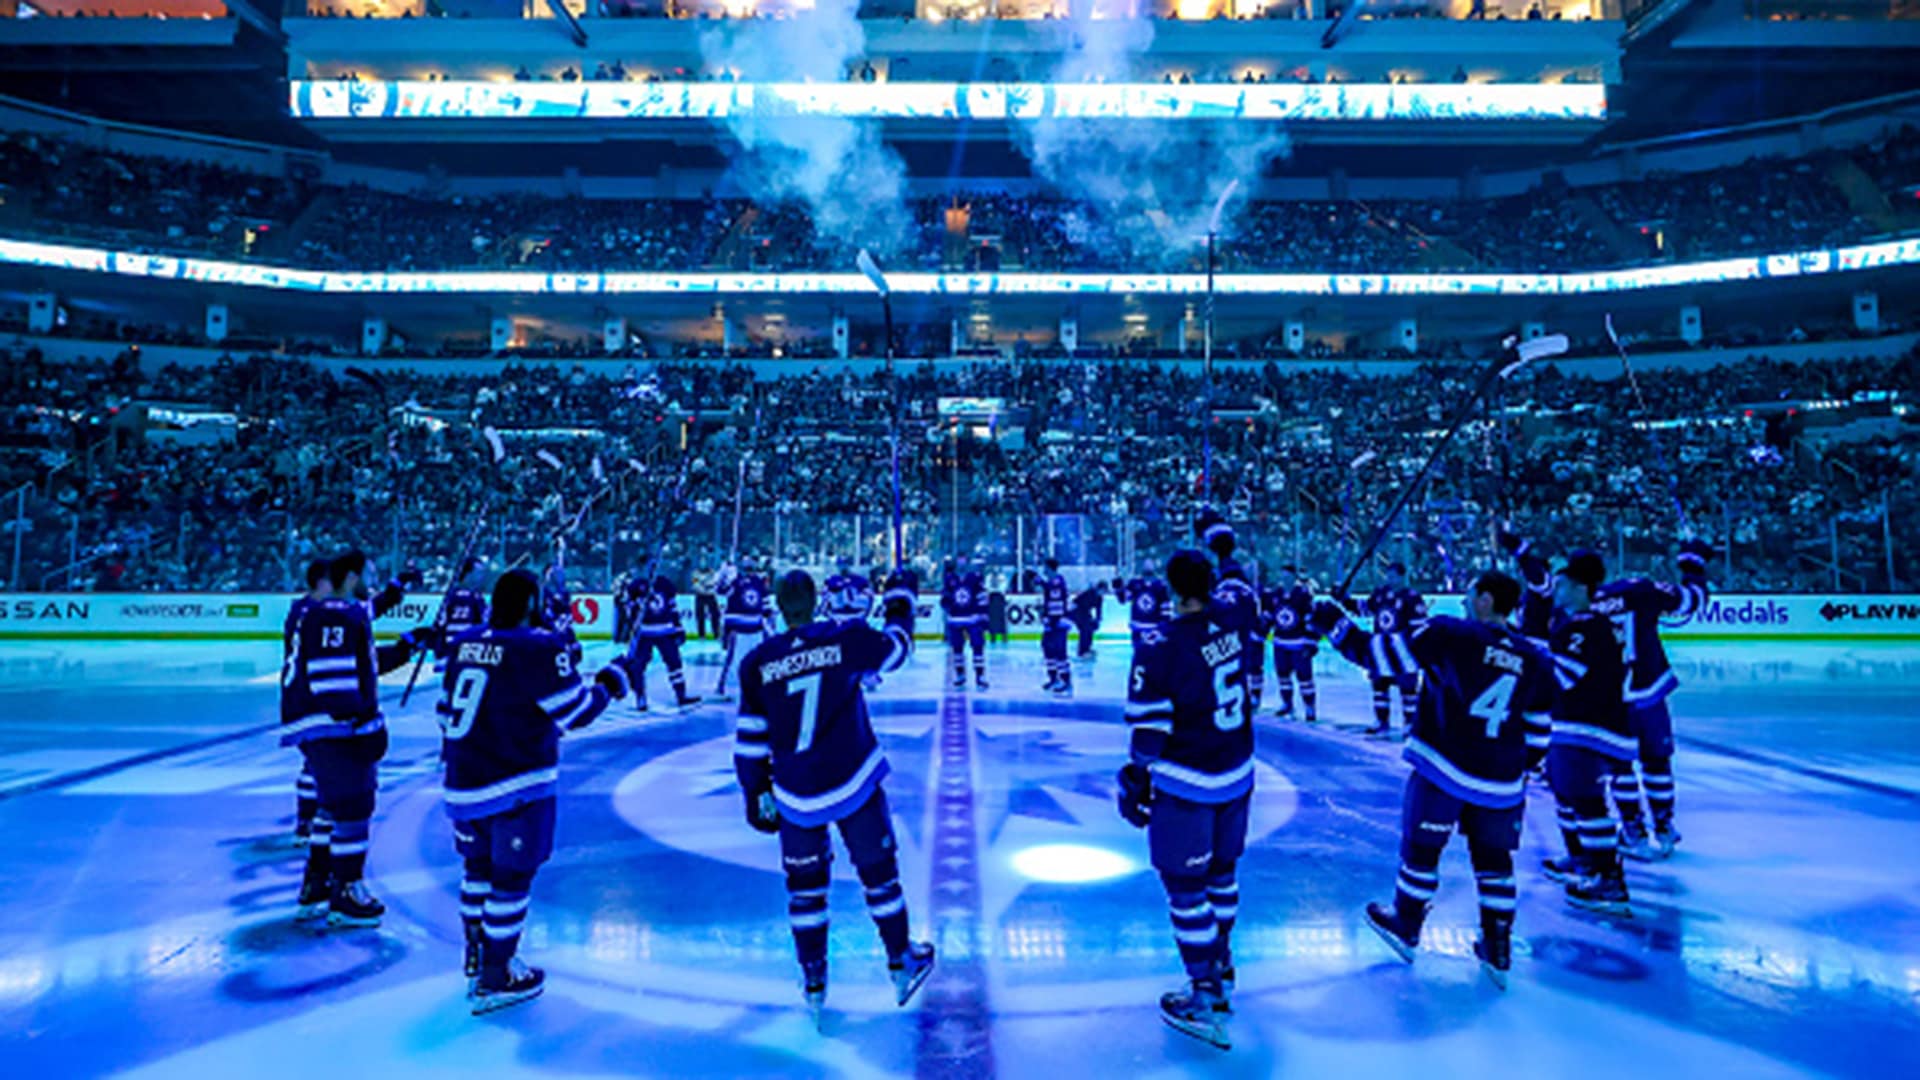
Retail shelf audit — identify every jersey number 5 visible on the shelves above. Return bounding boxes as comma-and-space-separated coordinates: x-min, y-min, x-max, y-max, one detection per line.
443, 668, 489, 740
1212, 664, 1246, 731
789, 673, 823, 754
1469, 674, 1517, 739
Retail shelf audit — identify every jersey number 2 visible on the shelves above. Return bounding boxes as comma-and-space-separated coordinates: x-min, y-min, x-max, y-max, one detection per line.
1469, 674, 1516, 739
789, 673, 823, 754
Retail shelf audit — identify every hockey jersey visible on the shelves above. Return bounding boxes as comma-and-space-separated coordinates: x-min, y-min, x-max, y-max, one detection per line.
1127, 576, 1170, 632
1545, 608, 1635, 761
1125, 610, 1255, 804
732, 620, 913, 827
823, 572, 874, 623
1592, 574, 1709, 705
434, 585, 489, 673
280, 596, 412, 746
1264, 585, 1316, 648
437, 625, 616, 821
1362, 584, 1428, 678
724, 573, 773, 633
941, 571, 986, 626
1040, 572, 1070, 626
636, 576, 685, 638
1327, 613, 1552, 808
1512, 546, 1556, 651
1210, 557, 1265, 642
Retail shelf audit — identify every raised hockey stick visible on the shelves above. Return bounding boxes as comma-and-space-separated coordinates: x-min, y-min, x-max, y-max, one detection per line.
1605, 314, 1694, 537
858, 249, 905, 569
1200, 179, 1238, 499
399, 509, 493, 708
1333, 333, 1567, 598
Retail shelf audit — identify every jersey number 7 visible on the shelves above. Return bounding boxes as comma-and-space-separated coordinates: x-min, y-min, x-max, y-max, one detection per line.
789, 673, 823, 754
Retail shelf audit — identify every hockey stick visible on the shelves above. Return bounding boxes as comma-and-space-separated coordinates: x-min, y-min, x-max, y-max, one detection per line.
1333, 333, 1567, 598
399, 509, 493, 707
1199, 180, 1238, 499
1605, 315, 1693, 537
858, 249, 904, 568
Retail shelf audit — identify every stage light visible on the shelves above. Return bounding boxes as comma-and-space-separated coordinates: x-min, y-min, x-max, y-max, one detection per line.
1010, 843, 1137, 884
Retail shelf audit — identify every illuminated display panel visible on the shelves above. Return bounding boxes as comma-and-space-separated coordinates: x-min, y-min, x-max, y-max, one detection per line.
287, 80, 1608, 122
3, 236, 1914, 296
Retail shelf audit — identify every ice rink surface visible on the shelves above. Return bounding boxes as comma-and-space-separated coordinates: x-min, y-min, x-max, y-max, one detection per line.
1, 634, 1917, 1078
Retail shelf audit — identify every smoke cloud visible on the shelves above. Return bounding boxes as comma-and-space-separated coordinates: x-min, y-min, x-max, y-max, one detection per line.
1019, 15, 1292, 267
700, 4, 912, 258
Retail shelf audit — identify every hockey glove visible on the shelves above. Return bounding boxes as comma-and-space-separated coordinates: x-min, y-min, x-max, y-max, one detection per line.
884, 595, 913, 623
402, 624, 442, 653
1496, 528, 1529, 557
1676, 538, 1714, 578
746, 789, 781, 835
372, 581, 407, 619
1116, 763, 1153, 829
396, 567, 425, 591
594, 663, 631, 703
1309, 600, 1348, 638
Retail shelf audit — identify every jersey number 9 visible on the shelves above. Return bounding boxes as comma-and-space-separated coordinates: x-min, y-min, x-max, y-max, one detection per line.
443, 668, 489, 740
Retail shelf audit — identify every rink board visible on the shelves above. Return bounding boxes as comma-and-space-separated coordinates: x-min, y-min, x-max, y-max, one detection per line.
0, 592, 1916, 642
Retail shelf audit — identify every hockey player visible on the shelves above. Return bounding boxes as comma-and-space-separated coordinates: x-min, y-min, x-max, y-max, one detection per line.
1040, 557, 1073, 697
438, 568, 631, 1014
1532, 548, 1636, 915
1070, 581, 1104, 659
288, 558, 333, 850
1360, 562, 1427, 739
621, 572, 703, 713
1126, 567, 1171, 650
940, 555, 988, 691
1263, 565, 1318, 723
1117, 549, 1253, 1050
1590, 538, 1713, 860
822, 556, 874, 625
434, 557, 488, 675
281, 551, 430, 927
713, 558, 773, 701
881, 564, 919, 640
733, 570, 935, 1027
1313, 571, 1553, 990
1192, 509, 1265, 711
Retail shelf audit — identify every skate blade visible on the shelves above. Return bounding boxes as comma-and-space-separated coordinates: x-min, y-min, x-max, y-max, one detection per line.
1160, 1010, 1231, 1050
1566, 896, 1634, 919
470, 984, 544, 1015
893, 958, 936, 1007
1541, 866, 1580, 885
1365, 916, 1417, 964
806, 992, 827, 1031
326, 911, 382, 929
294, 902, 328, 922
1480, 961, 1510, 992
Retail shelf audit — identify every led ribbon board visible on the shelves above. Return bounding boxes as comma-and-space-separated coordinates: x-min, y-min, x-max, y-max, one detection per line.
287, 80, 1608, 122
2, 236, 1915, 296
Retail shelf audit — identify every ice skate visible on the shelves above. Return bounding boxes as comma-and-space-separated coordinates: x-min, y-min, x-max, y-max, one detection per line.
1566, 872, 1633, 918
463, 922, 483, 997
1541, 855, 1586, 884
1159, 981, 1230, 1050
974, 674, 989, 692
889, 941, 936, 1007
1215, 956, 1236, 1015
1365, 901, 1420, 964
1653, 825, 1682, 859
1619, 823, 1659, 863
802, 965, 827, 1030
295, 875, 331, 923
1273, 705, 1295, 722
1474, 931, 1512, 991
1363, 722, 1395, 742
327, 880, 385, 928
471, 958, 544, 1015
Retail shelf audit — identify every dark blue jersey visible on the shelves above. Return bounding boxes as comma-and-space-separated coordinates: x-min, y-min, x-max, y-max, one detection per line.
637, 576, 684, 637
1127, 576, 1170, 631
279, 596, 409, 745
1512, 546, 1555, 650
284, 593, 321, 655
437, 625, 615, 821
1071, 586, 1103, 619
1209, 557, 1264, 642
942, 571, 986, 625
1362, 584, 1428, 678
732, 620, 912, 827
1263, 585, 1316, 646
1125, 610, 1255, 804
882, 567, 919, 632
1546, 608, 1635, 761
1327, 613, 1552, 808
1592, 575, 1709, 705
724, 573, 772, 633
1041, 573, 1070, 625
443, 587, 487, 640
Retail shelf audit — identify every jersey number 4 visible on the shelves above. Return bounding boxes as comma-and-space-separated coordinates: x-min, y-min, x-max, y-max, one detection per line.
443, 668, 489, 740
1469, 674, 1517, 739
